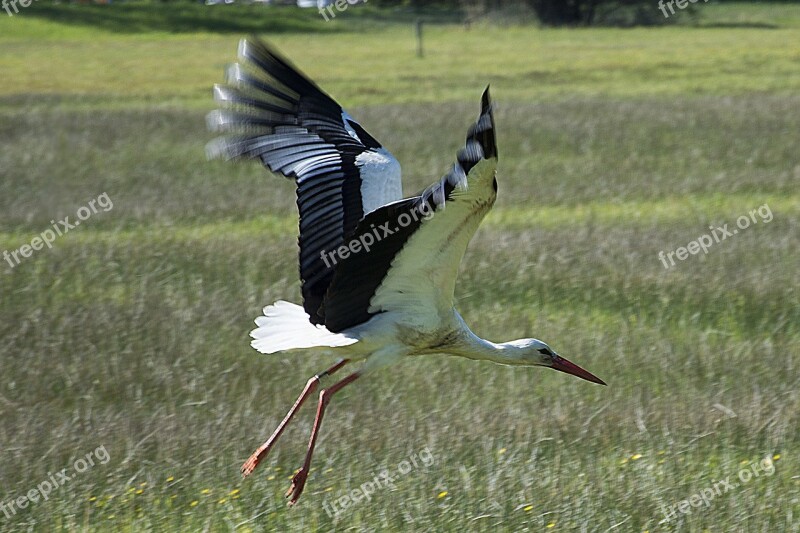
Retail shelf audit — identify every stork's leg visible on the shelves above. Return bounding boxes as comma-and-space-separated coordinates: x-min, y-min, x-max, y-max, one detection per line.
285, 370, 361, 505
241, 358, 349, 477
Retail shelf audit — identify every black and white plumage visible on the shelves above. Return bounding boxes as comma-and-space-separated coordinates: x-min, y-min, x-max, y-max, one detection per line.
207, 37, 605, 506
207, 37, 401, 325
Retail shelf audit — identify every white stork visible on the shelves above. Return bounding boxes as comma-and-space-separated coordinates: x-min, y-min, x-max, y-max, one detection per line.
207, 37, 605, 506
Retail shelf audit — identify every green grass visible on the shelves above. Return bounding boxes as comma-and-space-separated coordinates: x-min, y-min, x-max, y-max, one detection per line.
2, 3, 800, 108
0, 3, 799, 532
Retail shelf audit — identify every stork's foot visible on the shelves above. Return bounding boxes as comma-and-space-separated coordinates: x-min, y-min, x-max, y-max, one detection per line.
285, 468, 309, 506
241, 447, 266, 478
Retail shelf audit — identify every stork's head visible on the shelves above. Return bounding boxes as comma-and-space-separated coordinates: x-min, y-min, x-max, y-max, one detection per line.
506, 339, 606, 385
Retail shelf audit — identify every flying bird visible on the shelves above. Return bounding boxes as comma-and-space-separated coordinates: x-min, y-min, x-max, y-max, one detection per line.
207, 37, 605, 506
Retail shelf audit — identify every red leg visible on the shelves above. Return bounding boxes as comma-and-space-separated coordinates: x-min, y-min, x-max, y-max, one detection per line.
241, 359, 349, 477
285, 371, 361, 505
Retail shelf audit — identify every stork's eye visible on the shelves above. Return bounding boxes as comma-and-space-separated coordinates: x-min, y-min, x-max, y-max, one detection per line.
538, 348, 554, 356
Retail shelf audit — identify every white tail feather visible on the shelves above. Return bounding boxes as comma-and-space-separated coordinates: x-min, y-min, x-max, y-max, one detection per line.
250, 301, 359, 354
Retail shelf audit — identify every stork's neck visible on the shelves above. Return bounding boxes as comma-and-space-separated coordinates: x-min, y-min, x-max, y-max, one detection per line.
448, 312, 529, 365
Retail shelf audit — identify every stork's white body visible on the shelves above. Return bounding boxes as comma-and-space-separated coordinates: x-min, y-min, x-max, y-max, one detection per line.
250, 154, 501, 373
252, 301, 507, 367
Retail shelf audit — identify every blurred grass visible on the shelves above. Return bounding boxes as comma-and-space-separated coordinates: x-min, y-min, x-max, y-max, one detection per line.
0, 2, 799, 532
2, 4, 800, 108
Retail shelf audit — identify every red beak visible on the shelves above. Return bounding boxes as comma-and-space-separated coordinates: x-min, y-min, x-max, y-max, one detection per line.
550, 355, 606, 385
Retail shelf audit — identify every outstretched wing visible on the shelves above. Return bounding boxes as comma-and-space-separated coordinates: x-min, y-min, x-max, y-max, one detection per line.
319, 88, 498, 333
206, 37, 402, 325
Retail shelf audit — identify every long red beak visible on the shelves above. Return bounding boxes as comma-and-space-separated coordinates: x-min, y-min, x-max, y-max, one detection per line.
551, 355, 606, 385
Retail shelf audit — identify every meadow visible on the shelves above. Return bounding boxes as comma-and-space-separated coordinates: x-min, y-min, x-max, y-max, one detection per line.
0, 2, 798, 531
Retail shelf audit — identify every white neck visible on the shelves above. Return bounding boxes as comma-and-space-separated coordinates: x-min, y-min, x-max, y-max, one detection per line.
447, 313, 531, 366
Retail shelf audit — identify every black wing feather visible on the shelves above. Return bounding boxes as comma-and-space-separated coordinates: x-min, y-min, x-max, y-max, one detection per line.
207, 37, 397, 324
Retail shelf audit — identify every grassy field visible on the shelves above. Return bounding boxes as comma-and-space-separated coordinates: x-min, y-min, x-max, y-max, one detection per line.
1, 3, 799, 532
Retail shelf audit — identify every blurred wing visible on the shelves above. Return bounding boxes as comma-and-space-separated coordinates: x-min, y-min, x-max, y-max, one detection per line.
320, 88, 498, 333
206, 37, 402, 324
